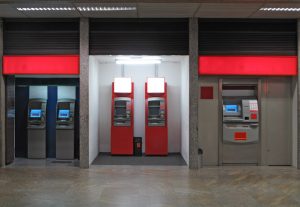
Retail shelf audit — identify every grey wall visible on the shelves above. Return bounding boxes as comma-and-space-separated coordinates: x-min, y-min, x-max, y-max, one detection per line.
79, 18, 89, 168
5, 76, 15, 165
189, 18, 199, 169
261, 78, 292, 166
297, 19, 300, 169
0, 19, 5, 167
291, 77, 297, 167
91, 56, 185, 154
198, 77, 219, 166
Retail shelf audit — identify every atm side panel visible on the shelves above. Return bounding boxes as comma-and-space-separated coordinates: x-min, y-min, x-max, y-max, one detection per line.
264, 77, 292, 166
198, 77, 219, 166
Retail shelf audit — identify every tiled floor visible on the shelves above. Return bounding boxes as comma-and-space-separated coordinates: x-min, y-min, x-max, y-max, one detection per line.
0, 162, 299, 207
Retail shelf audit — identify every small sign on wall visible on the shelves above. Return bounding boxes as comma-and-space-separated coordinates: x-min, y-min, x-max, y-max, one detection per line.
200, 86, 214, 99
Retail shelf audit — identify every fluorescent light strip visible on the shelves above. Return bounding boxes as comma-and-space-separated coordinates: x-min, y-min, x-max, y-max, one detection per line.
116, 56, 162, 65
116, 60, 161, 65
17, 7, 76, 11
116, 56, 161, 60
77, 7, 136, 11
260, 7, 300, 12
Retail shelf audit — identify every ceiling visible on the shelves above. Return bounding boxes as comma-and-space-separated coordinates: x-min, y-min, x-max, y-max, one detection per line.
0, 0, 300, 18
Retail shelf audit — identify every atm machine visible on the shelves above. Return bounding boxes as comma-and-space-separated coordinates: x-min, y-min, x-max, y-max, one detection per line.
27, 99, 47, 159
111, 78, 134, 155
145, 78, 168, 155
221, 82, 259, 164
56, 99, 75, 160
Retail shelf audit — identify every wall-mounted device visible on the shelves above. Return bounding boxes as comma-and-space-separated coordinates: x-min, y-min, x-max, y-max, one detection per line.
145, 78, 168, 155
111, 78, 134, 155
56, 99, 75, 160
223, 100, 259, 143
27, 99, 47, 159
221, 81, 259, 164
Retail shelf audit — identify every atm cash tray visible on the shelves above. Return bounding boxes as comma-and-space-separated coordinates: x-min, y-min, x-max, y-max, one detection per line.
223, 123, 259, 144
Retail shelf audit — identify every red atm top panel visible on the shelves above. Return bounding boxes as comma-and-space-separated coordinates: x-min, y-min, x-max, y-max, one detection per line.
3, 55, 79, 75
199, 56, 297, 76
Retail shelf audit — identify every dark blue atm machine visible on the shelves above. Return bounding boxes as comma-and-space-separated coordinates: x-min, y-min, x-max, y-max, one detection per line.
27, 99, 47, 158
56, 99, 75, 159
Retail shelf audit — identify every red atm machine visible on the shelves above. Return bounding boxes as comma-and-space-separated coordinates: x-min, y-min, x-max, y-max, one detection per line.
111, 78, 134, 155
145, 78, 168, 155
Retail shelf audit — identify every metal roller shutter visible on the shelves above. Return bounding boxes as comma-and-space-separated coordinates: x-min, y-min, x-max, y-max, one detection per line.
4, 19, 79, 55
199, 19, 297, 55
90, 18, 189, 55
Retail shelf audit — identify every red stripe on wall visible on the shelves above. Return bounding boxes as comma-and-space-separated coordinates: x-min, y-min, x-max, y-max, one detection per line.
3, 55, 79, 75
199, 56, 297, 76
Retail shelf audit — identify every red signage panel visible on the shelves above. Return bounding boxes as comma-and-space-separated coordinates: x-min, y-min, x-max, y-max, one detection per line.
3, 55, 79, 75
199, 56, 297, 76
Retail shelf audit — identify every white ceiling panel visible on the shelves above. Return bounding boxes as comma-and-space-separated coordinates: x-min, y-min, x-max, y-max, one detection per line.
74, 3, 137, 18
12, 2, 80, 18
0, 4, 26, 17
196, 3, 263, 18
251, 3, 300, 18
138, 3, 200, 17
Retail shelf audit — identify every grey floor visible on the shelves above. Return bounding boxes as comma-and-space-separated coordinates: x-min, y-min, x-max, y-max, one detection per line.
0, 161, 300, 207
92, 153, 187, 166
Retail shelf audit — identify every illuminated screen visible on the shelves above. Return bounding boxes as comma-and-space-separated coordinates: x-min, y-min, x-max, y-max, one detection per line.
30, 109, 42, 118
58, 110, 70, 119
225, 105, 238, 112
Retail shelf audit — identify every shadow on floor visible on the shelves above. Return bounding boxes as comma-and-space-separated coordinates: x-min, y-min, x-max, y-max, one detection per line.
7, 158, 79, 167
92, 153, 187, 166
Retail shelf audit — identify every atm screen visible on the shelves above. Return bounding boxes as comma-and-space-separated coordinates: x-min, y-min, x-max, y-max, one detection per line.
30, 109, 42, 118
58, 110, 70, 119
225, 105, 238, 112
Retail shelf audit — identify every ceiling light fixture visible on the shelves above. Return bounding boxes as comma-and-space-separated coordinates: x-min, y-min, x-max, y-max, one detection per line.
116, 56, 162, 65
17, 7, 76, 11
260, 7, 300, 12
77, 6, 136, 12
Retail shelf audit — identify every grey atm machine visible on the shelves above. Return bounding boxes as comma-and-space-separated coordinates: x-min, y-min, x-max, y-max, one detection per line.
56, 99, 75, 160
27, 99, 47, 159
222, 82, 259, 164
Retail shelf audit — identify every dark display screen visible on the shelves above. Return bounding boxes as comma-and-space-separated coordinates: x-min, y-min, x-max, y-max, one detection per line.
30, 109, 42, 118
225, 105, 238, 112
58, 110, 70, 119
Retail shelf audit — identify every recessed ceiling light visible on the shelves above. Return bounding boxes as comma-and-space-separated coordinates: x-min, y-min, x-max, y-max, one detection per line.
17, 7, 76, 11
77, 7, 136, 12
260, 7, 300, 12
116, 56, 162, 65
